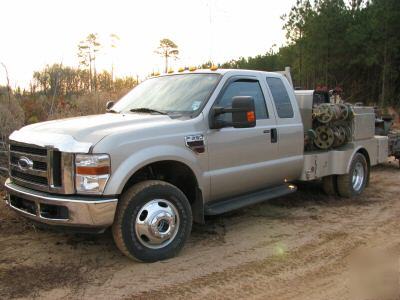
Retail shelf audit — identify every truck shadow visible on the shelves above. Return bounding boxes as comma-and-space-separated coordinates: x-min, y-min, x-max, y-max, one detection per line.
192, 167, 393, 242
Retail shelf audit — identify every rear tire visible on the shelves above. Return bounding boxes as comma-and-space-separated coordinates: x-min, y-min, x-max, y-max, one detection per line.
112, 180, 192, 262
322, 175, 337, 196
337, 153, 368, 198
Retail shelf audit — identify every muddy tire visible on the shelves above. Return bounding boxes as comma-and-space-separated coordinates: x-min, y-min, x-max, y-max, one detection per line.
337, 153, 368, 198
322, 175, 337, 196
112, 180, 192, 262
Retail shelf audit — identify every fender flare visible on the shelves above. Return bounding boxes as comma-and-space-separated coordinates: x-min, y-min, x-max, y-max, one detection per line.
104, 145, 205, 196
346, 146, 370, 173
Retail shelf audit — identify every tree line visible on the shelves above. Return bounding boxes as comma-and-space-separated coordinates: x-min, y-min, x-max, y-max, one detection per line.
219, 0, 400, 106
0, 35, 183, 137
1, 0, 399, 137
0, 32, 140, 129
31, 64, 137, 98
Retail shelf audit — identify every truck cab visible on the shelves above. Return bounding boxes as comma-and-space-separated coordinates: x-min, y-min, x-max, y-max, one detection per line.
204, 70, 304, 201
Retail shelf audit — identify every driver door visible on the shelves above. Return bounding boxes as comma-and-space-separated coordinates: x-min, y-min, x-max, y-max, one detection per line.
207, 76, 279, 201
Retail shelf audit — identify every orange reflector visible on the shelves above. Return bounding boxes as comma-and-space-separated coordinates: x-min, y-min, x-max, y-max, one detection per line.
76, 166, 110, 175
247, 111, 255, 122
210, 65, 218, 71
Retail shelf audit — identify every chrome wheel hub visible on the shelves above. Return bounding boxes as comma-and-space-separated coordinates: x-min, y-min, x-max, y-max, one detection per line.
352, 162, 365, 192
135, 199, 179, 249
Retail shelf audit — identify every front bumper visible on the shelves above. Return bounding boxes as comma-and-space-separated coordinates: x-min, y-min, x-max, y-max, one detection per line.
4, 178, 118, 228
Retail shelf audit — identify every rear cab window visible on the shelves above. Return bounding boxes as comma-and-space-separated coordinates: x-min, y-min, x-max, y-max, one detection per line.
266, 77, 294, 118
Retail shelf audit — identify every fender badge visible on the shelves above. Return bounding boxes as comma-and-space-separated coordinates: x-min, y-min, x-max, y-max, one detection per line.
185, 135, 205, 154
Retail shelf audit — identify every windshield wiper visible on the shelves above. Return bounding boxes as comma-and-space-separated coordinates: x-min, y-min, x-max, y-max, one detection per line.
129, 108, 167, 115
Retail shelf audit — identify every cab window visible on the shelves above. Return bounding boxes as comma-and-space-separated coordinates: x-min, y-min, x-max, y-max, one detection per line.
216, 79, 268, 122
266, 77, 294, 118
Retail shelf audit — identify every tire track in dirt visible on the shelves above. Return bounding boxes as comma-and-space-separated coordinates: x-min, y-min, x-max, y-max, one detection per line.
0, 162, 399, 299
129, 214, 400, 299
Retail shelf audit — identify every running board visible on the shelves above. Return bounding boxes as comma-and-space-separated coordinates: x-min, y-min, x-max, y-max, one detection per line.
204, 184, 297, 216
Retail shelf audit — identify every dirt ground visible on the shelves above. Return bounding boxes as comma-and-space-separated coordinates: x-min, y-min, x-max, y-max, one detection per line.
1, 160, 400, 300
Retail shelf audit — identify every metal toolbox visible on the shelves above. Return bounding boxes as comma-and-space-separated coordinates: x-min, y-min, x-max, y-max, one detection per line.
352, 106, 375, 141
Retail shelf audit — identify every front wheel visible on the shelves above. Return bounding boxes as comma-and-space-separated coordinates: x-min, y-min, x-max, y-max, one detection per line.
337, 153, 369, 198
112, 180, 192, 262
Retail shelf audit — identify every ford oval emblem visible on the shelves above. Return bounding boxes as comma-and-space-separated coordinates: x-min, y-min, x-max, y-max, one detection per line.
18, 156, 34, 171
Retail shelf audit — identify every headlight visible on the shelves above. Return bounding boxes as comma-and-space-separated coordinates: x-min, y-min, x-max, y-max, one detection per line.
75, 154, 111, 194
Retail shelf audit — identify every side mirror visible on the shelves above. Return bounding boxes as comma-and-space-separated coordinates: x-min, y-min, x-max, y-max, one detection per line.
106, 101, 115, 110
211, 96, 256, 129
231, 96, 256, 128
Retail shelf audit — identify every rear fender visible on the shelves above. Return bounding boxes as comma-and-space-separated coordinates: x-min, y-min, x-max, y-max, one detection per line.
346, 146, 370, 173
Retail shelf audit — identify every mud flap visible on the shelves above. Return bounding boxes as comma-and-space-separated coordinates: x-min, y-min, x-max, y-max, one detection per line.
192, 187, 205, 224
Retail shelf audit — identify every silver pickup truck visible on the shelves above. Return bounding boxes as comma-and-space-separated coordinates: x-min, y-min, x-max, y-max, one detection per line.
4, 68, 396, 262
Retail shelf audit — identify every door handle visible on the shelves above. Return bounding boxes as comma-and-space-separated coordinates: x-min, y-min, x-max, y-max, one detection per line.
271, 128, 278, 143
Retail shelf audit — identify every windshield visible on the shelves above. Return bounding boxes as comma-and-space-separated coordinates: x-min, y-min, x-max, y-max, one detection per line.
112, 73, 220, 115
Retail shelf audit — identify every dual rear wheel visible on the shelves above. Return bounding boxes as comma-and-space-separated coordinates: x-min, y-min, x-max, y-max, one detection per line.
322, 153, 369, 197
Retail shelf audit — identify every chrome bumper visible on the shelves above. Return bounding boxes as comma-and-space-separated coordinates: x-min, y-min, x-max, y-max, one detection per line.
4, 178, 118, 228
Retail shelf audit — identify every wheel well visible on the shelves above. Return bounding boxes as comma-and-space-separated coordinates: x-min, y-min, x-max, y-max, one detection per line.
122, 161, 199, 205
356, 148, 371, 186
357, 148, 370, 167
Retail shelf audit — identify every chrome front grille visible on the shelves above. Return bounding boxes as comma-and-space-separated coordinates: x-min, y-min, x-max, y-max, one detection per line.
9, 141, 75, 194
11, 169, 49, 185
10, 144, 47, 156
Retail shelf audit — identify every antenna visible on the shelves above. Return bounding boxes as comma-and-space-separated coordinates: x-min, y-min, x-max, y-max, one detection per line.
206, 0, 214, 65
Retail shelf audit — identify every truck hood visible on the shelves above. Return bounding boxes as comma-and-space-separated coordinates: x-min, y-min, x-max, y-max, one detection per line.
10, 113, 176, 153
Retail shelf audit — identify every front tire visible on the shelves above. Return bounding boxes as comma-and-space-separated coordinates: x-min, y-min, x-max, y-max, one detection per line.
112, 180, 192, 262
337, 153, 369, 198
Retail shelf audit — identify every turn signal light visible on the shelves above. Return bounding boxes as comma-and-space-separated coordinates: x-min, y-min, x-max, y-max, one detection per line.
76, 166, 110, 175
247, 111, 255, 122
75, 154, 111, 194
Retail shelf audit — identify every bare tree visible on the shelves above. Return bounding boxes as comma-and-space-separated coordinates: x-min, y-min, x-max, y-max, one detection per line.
155, 39, 179, 73
110, 33, 120, 82
78, 33, 101, 91
0, 63, 24, 172
49, 61, 63, 116
1, 62, 11, 105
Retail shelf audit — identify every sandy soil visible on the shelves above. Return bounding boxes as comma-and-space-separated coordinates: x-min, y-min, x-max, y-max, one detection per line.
0, 160, 400, 300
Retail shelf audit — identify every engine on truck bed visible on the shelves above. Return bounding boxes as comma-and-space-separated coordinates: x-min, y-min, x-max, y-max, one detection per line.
295, 90, 375, 151
312, 103, 352, 149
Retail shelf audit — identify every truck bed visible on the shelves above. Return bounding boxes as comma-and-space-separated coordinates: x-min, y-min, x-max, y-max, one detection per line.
300, 136, 388, 181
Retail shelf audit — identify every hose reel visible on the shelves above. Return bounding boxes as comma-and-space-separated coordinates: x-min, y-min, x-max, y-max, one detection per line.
314, 126, 335, 149
332, 125, 347, 147
311, 103, 352, 150
337, 103, 350, 120
313, 103, 351, 124
314, 125, 350, 150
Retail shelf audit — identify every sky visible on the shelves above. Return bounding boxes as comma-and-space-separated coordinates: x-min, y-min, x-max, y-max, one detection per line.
0, 0, 296, 88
